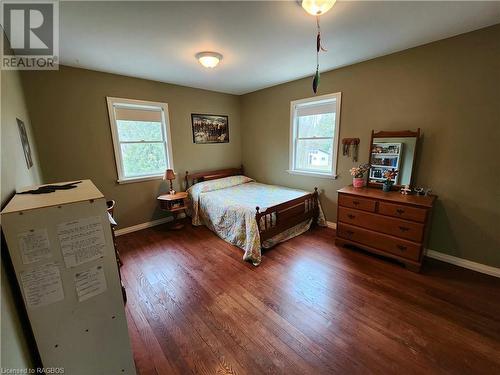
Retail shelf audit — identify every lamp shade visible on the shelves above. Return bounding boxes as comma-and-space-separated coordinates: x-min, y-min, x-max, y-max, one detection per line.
164, 169, 176, 181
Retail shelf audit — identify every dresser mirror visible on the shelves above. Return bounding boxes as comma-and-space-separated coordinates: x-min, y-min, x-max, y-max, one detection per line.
368, 129, 420, 188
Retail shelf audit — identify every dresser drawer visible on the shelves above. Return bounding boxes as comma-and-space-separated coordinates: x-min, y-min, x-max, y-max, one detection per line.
338, 207, 424, 242
337, 223, 422, 261
378, 202, 427, 223
338, 194, 376, 212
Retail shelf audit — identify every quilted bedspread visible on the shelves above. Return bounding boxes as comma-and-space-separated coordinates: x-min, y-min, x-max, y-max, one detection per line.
187, 176, 325, 265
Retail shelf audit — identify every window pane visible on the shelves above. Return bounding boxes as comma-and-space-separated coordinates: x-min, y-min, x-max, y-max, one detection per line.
121, 143, 166, 177
295, 139, 333, 172
117, 120, 163, 142
297, 113, 335, 138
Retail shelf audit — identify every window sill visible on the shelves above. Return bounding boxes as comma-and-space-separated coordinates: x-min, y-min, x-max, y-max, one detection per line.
117, 174, 164, 184
286, 170, 338, 179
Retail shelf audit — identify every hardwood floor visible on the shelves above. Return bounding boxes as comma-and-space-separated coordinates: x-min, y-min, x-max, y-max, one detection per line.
117, 224, 500, 375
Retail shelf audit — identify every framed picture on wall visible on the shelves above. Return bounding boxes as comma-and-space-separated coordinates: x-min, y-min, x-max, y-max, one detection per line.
16, 118, 33, 169
191, 114, 229, 144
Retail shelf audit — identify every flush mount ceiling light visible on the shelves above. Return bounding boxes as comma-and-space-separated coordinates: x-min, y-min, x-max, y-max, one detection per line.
196, 51, 223, 68
301, 0, 336, 16
301, 0, 337, 93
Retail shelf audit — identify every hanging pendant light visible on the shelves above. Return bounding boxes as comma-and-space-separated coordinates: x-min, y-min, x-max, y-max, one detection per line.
301, 0, 335, 94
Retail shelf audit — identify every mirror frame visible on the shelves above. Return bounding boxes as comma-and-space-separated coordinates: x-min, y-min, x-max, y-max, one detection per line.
367, 128, 420, 190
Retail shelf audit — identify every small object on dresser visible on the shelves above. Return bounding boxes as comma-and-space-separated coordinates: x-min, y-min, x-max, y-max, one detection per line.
382, 169, 398, 192
400, 185, 412, 195
157, 192, 188, 230
414, 187, 432, 196
349, 163, 370, 188
414, 187, 424, 195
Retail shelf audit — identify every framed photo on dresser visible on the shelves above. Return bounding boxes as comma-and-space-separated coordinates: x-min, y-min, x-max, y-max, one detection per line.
191, 114, 229, 144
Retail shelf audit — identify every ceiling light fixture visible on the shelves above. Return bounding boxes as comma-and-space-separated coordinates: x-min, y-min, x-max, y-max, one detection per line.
196, 51, 223, 68
301, 0, 336, 16
301, 0, 336, 93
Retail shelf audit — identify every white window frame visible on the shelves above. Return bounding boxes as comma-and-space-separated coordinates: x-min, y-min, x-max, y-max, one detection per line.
288, 92, 341, 179
106, 97, 174, 184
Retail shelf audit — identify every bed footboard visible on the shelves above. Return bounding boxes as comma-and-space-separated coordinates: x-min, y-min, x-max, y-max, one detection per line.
255, 188, 319, 243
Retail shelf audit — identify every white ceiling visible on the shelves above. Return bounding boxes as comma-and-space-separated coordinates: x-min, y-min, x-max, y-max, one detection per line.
60, 1, 500, 95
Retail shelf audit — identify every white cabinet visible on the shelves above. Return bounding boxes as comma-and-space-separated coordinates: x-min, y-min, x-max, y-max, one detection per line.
1, 180, 136, 375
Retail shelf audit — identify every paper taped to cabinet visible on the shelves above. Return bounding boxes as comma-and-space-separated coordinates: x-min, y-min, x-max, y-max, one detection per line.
57, 216, 106, 268
18, 228, 52, 264
20, 263, 64, 308
74, 264, 107, 302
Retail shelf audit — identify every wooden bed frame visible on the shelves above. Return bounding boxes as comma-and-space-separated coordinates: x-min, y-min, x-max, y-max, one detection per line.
184, 166, 320, 244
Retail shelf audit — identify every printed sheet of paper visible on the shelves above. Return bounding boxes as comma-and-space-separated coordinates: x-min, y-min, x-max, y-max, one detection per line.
20, 263, 64, 309
18, 229, 52, 264
74, 264, 107, 302
57, 216, 106, 268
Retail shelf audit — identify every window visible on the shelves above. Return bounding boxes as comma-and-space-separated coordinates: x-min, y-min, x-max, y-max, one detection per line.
289, 92, 341, 178
106, 97, 174, 183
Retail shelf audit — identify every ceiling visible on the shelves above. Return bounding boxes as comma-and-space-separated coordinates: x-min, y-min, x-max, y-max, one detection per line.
60, 1, 500, 95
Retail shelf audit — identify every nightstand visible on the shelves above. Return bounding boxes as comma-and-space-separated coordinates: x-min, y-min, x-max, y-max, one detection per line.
157, 192, 188, 230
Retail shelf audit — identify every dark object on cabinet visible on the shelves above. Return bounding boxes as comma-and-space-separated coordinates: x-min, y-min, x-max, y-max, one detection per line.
17, 180, 82, 194
335, 186, 436, 272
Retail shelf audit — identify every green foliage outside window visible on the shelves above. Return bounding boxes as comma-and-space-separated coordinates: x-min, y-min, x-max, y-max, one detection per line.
117, 120, 167, 177
295, 113, 335, 172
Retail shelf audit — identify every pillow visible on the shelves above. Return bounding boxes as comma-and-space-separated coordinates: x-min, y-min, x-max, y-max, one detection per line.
188, 175, 253, 195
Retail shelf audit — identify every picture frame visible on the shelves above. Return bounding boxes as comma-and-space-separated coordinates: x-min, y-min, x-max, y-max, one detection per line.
17, 118, 33, 169
191, 114, 229, 144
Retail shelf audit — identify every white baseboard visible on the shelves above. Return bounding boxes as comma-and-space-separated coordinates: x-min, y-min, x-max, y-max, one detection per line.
115, 217, 173, 236
426, 250, 500, 278
326, 221, 337, 230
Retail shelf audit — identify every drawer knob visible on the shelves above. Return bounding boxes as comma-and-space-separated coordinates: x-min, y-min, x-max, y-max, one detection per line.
352, 201, 360, 206
399, 226, 410, 232
396, 208, 405, 215
397, 245, 407, 251
347, 214, 356, 219
346, 230, 354, 237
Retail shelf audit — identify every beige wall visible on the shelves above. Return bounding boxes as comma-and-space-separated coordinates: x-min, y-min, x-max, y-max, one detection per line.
1, 63, 40, 368
241, 25, 500, 267
21, 66, 242, 228
1, 75, 41, 200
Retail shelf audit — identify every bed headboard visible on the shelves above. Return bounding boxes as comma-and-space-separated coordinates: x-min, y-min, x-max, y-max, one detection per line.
184, 165, 244, 189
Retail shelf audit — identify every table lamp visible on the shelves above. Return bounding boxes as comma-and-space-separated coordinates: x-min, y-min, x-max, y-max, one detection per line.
164, 169, 176, 195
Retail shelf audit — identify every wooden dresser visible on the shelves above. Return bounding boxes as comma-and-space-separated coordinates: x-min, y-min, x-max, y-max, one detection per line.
335, 186, 436, 272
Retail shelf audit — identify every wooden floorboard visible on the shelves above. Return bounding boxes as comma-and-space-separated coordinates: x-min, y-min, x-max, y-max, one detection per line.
117, 224, 500, 375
